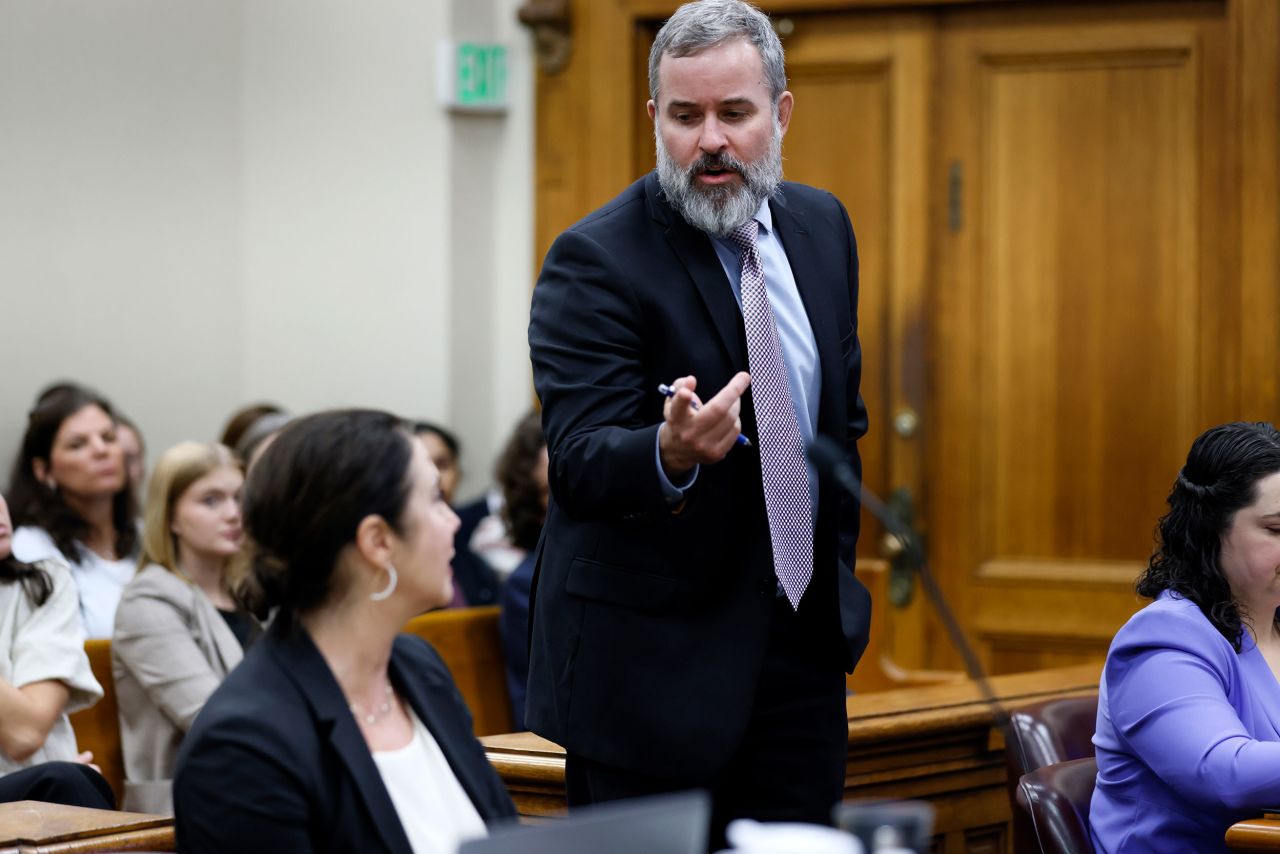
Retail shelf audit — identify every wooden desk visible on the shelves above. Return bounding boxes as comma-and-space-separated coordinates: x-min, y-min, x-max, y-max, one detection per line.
0, 800, 172, 854
482, 662, 1101, 853
1228, 812, 1280, 851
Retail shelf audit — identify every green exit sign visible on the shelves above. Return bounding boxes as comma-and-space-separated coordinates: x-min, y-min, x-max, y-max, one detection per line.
439, 41, 508, 113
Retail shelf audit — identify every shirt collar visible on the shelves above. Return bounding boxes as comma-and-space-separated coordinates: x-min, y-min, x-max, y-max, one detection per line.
754, 196, 773, 235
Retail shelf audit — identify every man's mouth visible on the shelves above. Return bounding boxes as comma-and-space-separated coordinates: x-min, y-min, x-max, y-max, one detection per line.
695, 165, 740, 185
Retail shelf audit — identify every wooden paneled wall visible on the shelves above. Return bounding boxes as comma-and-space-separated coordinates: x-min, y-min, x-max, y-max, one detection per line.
527, 0, 1280, 673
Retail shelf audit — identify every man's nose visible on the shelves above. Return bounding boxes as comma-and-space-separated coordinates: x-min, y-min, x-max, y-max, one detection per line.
698, 117, 728, 153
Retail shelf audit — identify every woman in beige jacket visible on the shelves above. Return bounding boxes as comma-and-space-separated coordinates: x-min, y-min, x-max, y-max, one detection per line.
112, 442, 259, 814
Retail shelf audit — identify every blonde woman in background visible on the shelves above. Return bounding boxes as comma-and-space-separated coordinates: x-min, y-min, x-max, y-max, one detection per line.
113, 442, 260, 814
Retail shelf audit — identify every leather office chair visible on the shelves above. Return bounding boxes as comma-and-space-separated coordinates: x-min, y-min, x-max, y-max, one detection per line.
1015, 757, 1098, 854
1005, 695, 1099, 853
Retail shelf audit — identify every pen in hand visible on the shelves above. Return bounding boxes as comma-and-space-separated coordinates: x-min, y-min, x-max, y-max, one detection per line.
657, 383, 752, 447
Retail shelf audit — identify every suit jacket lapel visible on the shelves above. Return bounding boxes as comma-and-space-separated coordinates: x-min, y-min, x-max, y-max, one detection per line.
646, 173, 748, 371
190, 587, 244, 676
269, 623, 413, 854
389, 645, 495, 820
770, 189, 843, 438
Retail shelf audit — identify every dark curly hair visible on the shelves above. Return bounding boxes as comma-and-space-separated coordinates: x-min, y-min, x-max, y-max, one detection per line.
237, 410, 414, 622
6, 386, 138, 563
496, 411, 547, 552
1136, 421, 1280, 651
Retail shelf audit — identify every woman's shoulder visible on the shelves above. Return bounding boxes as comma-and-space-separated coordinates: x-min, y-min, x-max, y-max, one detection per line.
10, 527, 65, 565
122, 563, 188, 597
0, 558, 74, 609
1111, 591, 1235, 664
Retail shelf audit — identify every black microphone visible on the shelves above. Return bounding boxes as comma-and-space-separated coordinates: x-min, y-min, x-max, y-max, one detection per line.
806, 436, 1017, 739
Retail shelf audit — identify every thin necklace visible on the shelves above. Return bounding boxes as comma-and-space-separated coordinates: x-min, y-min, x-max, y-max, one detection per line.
350, 681, 395, 726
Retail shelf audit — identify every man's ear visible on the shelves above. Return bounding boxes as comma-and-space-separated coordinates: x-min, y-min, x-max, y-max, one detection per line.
353, 514, 394, 569
776, 90, 794, 136
647, 99, 658, 123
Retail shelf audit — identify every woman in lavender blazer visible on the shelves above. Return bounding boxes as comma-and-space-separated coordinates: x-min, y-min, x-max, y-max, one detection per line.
1091, 422, 1280, 852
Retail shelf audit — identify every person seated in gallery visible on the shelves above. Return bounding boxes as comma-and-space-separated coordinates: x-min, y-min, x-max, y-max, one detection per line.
173, 410, 516, 852
496, 415, 549, 730
0, 492, 107, 801
7, 386, 139, 638
217, 402, 285, 466
466, 412, 546, 586
115, 414, 147, 495
1091, 421, 1280, 852
113, 441, 261, 814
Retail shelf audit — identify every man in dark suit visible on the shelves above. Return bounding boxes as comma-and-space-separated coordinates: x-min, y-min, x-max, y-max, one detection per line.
526, 0, 871, 842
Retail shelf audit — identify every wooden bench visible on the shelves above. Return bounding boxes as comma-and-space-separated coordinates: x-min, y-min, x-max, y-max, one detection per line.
402, 606, 513, 736
0, 799, 172, 853
66, 640, 123, 806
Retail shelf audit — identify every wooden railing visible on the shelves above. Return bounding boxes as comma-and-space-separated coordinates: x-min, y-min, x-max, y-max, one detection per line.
481, 662, 1103, 853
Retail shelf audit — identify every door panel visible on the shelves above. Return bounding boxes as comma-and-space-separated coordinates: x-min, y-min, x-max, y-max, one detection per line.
934, 2, 1233, 670
782, 12, 931, 567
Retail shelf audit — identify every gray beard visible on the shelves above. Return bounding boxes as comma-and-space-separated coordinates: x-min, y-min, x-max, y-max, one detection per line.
655, 121, 784, 237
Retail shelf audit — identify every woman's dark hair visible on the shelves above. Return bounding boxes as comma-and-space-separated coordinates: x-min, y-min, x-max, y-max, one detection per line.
237, 410, 415, 621
34, 380, 87, 406
0, 555, 53, 608
411, 421, 460, 461
6, 386, 139, 562
218, 403, 285, 456
1137, 421, 1280, 650
495, 411, 547, 552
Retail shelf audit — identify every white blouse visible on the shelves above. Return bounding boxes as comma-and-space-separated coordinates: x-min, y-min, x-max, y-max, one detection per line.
0, 559, 102, 775
11, 527, 135, 639
371, 708, 487, 854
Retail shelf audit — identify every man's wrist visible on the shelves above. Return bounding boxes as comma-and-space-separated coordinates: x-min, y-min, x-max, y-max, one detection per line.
657, 423, 694, 478
655, 424, 698, 502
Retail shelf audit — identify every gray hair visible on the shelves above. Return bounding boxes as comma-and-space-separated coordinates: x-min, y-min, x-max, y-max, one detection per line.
648, 0, 786, 107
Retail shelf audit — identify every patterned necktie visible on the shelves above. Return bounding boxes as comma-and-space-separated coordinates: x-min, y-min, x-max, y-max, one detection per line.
729, 219, 813, 610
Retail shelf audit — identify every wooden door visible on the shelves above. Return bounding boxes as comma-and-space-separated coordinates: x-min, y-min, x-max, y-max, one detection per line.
930, 1, 1237, 672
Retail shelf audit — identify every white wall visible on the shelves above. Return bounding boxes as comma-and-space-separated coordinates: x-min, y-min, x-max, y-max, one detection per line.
0, 0, 534, 502
0, 0, 243, 481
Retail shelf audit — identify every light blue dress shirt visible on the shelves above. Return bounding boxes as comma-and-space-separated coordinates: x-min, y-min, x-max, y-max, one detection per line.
655, 197, 821, 522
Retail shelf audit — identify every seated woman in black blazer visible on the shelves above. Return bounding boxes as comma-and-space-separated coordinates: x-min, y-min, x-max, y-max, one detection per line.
173, 410, 516, 854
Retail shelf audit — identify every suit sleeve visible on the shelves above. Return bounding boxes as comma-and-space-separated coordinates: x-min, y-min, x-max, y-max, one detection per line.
836, 197, 869, 569
529, 227, 672, 521
1104, 607, 1280, 812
